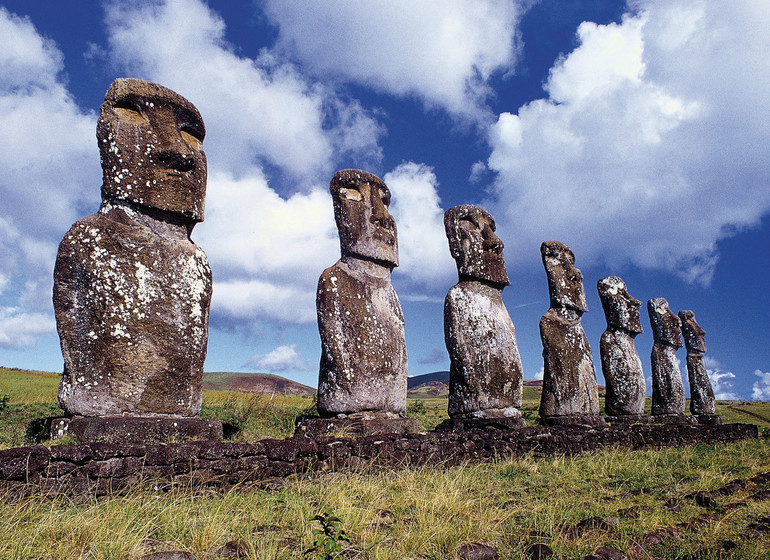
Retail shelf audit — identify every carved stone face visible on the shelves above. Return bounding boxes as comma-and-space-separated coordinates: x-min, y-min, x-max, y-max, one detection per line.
679, 310, 706, 354
98, 78, 207, 222
444, 205, 509, 286
598, 276, 642, 334
541, 241, 588, 313
648, 297, 682, 348
330, 169, 398, 267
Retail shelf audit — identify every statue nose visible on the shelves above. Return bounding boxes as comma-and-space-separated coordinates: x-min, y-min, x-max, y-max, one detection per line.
370, 193, 393, 225
483, 226, 504, 251
153, 120, 196, 172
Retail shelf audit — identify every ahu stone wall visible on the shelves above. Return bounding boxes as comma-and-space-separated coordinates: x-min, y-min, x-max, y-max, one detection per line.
0, 422, 758, 498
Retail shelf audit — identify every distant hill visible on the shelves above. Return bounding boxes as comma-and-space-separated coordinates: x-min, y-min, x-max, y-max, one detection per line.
407, 371, 449, 398
406, 374, 553, 400
203, 372, 315, 396
408, 371, 449, 388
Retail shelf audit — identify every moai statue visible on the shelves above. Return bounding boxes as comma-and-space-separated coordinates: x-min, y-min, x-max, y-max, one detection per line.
538, 241, 603, 426
648, 298, 686, 418
441, 205, 524, 428
679, 310, 721, 423
52, 78, 220, 442
597, 276, 646, 419
306, 169, 415, 437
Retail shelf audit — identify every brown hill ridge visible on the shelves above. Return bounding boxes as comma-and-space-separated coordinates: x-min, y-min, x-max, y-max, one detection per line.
203, 372, 315, 396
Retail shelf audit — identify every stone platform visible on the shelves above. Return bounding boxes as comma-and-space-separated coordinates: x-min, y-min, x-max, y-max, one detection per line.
50, 416, 223, 444
435, 417, 526, 432
295, 415, 418, 438
541, 414, 607, 428
0, 421, 757, 499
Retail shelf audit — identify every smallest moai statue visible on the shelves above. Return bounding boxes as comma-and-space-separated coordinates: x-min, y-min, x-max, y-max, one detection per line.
538, 241, 604, 427
439, 205, 525, 431
679, 310, 721, 424
598, 276, 646, 420
648, 298, 686, 419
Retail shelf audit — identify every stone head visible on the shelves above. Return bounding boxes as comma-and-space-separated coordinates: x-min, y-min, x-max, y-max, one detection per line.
330, 169, 398, 267
648, 297, 682, 348
678, 310, 706, 354
444, 205, 509, 287
540, 241, 588, 313
597, 276, 642, 334
97, 78, 207, 222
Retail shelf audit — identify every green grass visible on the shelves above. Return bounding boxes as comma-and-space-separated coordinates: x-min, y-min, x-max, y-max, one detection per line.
3, 367, 770, 448
1, 439, 768, 559
202, 391, 316, 440
2, 367, 770, 558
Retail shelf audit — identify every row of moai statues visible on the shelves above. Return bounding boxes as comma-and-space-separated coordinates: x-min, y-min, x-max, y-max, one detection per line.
314, 171, 721, 431
52, 77, 719, 444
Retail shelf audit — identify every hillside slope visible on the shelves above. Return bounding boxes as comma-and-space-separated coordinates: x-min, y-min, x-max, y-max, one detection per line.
203, 372, 315, 395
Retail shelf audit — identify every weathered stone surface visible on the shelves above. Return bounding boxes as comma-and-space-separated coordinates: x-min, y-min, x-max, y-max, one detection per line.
443, 205, 523, 419
54, 78, 211, 418
679, 310, 717, 416
648, 298, 685, 416
598, 276, 645, 417
456, 542, 499, 560
434, 417, 526, 432
50, 416, 223, 444
296, 415, 418, 438
526, 543, 553, 559
0, 424, 758, 498
140, 553, 196, 560
538, 241, 601, 422
316, 170, 407, 416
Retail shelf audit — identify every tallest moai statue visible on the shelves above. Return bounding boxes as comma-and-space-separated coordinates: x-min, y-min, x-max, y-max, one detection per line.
53, 79, 214, 428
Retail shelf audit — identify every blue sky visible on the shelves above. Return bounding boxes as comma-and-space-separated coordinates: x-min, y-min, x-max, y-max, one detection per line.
1, 0, 769, 401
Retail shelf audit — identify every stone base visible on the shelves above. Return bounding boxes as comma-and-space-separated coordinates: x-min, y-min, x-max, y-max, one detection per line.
50, 416, 223, 444
295, 414, 419, 438
541, 414, 607, 428
434, 417, 526, 432
695, 414, 724, 425
605, 415, 655, 425
650, 414, 698, 425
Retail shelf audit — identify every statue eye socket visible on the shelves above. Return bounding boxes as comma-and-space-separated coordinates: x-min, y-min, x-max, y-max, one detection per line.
112, 101, 147, 125
180, 125, 203, 149
339, 187, 362, 201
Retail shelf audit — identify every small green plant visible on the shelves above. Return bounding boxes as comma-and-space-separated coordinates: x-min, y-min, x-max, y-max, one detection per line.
0, 394, 9, 412
407, 399, 427, 415
305, 508, 351, 560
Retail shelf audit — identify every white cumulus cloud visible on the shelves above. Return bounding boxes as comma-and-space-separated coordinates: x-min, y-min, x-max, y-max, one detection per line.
0, 307, 56, 349
703, 357, 740, 401
487, 0, 770, 284
195, 170, 337, 326
0, 8, 100, 348
752, 370, 770, 401
245, 344, 309, 373
262, 0, 525, 122
104, 0, 383, 182
386, 163, 455, 289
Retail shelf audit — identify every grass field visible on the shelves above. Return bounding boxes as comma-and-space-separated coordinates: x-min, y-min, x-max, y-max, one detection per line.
1, 367, 770, 559
2, 366, 770, 447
